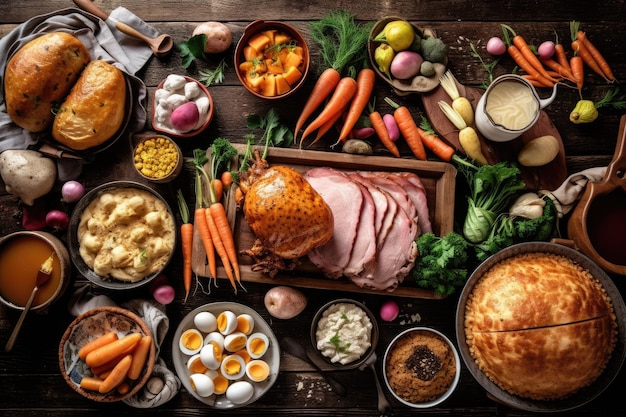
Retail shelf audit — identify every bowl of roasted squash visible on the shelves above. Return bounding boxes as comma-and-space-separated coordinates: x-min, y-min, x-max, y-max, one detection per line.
235, 20, 310, 99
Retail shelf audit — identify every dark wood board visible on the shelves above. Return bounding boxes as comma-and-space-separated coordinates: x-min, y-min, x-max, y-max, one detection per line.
191, 146, 457, 299
421, 83, 568, 191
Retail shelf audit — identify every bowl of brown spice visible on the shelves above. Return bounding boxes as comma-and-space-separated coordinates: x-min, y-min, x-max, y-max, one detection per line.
382, 327, 460, 408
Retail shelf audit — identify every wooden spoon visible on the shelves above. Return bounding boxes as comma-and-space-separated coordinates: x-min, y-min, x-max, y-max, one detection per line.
73, 0, 173, 58
567, 114, 626, 275
5, 253, 54, 352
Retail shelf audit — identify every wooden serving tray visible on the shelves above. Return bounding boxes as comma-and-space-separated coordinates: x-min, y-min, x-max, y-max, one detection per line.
421, 83, 568, 191
191, 146, 457, 299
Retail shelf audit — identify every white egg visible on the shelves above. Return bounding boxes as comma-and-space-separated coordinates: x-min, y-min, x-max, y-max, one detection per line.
204, 331, 225, 350
189, 373, 215, 397
246, 359, 271, 382
200, 343, 223, 370
179, 328, 203, 356
187, 353, 208, 374
224, 332, 248, 352
220, 354, 246, 380
236, 314, 255, 335
194, 311, 217, 333
226, 380, 255, 404
217, 310, 238, 335
246, 332, 269, 359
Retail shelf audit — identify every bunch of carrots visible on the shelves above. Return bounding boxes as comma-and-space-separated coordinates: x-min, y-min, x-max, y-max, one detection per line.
177, 140, 241, 303
501, 22, 616, 96
294, 10, 372, 147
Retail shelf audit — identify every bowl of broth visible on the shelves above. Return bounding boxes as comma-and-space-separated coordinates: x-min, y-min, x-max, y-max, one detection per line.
0, 231, 70, 312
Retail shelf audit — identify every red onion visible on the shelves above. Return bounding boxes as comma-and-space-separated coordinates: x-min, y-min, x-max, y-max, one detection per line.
61, 180, 85, 203
45, 209, 70, 231
380, 300, 399, 322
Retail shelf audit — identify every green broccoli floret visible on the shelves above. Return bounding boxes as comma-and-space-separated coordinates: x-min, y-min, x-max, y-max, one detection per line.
412, 232, 470, 295
420, 37, 447, 63
514, 196, 557, 240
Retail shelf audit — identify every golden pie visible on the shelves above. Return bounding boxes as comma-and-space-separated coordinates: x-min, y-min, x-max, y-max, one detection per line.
465, 252, 617, 400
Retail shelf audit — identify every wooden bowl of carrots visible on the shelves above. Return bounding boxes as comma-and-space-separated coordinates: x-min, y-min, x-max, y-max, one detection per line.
235, 20, 310, 99
59, 306, 156, 402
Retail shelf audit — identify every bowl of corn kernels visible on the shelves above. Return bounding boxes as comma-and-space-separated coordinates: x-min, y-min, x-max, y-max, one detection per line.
132, 134, 183, 183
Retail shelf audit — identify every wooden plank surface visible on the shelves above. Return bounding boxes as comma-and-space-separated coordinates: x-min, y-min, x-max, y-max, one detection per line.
1, 1, 626, 416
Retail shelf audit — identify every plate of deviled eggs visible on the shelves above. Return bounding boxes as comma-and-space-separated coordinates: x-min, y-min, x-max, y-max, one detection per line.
172, 302, 280, 408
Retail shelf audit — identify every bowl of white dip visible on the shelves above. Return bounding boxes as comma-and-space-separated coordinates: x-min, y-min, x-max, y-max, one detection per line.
309, 298, 379, 369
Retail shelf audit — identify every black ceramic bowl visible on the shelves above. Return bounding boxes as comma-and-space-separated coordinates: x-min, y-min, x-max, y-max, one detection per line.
67, 181, 176, 290
456, 242, 626, 412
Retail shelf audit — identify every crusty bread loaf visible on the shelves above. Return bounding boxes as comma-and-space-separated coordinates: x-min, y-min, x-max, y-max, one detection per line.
465, 252, 617, 401
52, 60, 127, 151
4, 32, 90, 132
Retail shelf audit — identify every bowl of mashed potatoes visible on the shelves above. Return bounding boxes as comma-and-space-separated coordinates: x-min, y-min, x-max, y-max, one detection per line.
67, 181, 176, 290
309, 298, 378, 369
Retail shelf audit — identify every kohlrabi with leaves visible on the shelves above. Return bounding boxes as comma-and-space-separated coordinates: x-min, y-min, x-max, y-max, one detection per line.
457, 159, 526, 243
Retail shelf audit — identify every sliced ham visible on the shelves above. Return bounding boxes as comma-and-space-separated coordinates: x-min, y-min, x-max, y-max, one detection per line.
383, 172, 432, 234
342, 179, 377, 277
356, 171, 418, 224
304, 167, 362, 278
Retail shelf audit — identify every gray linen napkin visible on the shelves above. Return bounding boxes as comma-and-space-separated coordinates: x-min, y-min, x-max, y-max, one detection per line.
0, 6, 154, 179
539, 166, 607, 217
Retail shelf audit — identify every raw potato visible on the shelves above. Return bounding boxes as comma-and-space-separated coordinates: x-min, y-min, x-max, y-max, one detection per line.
517, 135, 559, 167
264, 286, 307, 319
0, 150, 56, 206
192, 22, 232, 54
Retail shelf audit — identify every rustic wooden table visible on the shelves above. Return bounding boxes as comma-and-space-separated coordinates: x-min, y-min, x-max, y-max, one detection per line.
1, 1, 625, 416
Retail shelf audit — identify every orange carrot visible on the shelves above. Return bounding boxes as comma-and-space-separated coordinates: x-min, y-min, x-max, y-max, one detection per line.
205, 207, 236, 292
127, 335, 153, 380
221, 171, 233, 188
555, 43, 571, 71
416, 127, 455, 161
78, 332, 119, 360
85, 333, 142, 368
211, 179, 224, 203
511, 35, 557, 82
294, 68, 341, 142
571, 39, 608, 82
80, 377, 103, 392
210, 203, 241, 285
99, 354, 132, 393
507, 44, 555, 86
369, 111, 400, 157
194, 207, 216, 279
116, 381, 130, 395
523, 74, 555, 88
540, 57, 576, 82
338, 68, 375, 143
300, 76, 358, 146
576, 31, 615, 81
177, 190, 193, 303
570, 55, 584, 92
313, 107, 344, 145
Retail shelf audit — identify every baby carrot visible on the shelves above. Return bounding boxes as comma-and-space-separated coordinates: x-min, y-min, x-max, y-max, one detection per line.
85, 333, 142, 368
540, 57, 576, 83
416, 126, 456, 162
338, 68, 376, 143
369, 110, 400, 157
127, 335, 152, 380
570, 55, 584, 93
79, 377, 103, 392
577, 30, 615, 81
177, 190, 194, 303
78, 332, 119, 360
99, 354, 132, 393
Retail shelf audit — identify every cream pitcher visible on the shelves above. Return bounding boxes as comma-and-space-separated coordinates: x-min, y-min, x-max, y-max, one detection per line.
474, 74, 558, 142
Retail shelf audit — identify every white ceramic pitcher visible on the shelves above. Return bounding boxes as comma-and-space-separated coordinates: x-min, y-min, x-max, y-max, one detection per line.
474, 74, 558, 142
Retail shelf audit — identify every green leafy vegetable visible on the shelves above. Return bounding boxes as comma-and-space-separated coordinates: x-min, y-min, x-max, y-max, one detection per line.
310, 10, 372, 76
412, 232, 470, 295
193, 138, 238, 205
469, 42, 500, 89
198, 58, 228, 86
246, 108, 294, 160
177, 35, 207, 69
474, 196, 557, 261
458, 160, 526, 244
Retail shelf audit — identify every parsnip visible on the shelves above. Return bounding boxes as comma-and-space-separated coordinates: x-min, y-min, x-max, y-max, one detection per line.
517, 135, 559, 166
439, 70, 474, 126
438, 101, 488, 165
